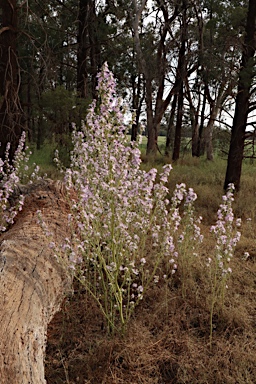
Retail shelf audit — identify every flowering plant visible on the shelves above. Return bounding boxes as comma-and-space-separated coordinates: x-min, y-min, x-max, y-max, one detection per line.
62, 63, 190, 333
0, 132, 42, 232
170, 184, 204, 297
0, 133, 27, 231
207, 184, 241, 346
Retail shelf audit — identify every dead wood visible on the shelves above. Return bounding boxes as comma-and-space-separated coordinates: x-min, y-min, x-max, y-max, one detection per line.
0, 180, 72, 384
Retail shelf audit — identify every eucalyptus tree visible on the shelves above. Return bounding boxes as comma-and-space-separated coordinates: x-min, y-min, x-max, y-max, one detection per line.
79, 0, 147, 141
224, 0, 256, 190
131, 0, 241, 159
18, 0, 78, 146
1, 0, 249, 163
201, 1, 245, 161
171, 0, 188, 161
132, 0, 191, 156
19, 0, 104, 147
0, 0, 22, 159
77, 0, 102, 99
183, 0, 245, 160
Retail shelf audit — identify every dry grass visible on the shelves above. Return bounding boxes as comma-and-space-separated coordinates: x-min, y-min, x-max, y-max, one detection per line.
45, 157, 256, 384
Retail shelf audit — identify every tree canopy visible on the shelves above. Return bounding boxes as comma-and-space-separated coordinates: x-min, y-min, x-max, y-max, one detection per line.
0, 0, 255, 187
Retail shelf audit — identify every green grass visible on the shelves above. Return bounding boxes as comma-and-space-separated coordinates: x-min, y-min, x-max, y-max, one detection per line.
27, 141, 63, 179
28, 139, 256, 224
138, 134, 190, 155
25, 139, 223, 233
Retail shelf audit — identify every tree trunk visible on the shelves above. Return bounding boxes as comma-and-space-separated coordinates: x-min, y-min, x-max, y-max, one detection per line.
191, 116, 200, 157
146, 93, 157, 155
131, 73, 144, 142
172, 84, 184, 161
224, 0, 256, 190
77, 0, 101, 99
204, 115, 214, 161
165, 94, 177, 157
196, 85, 207, 157
0, 180, 72, 384
132, 0, 181, 157
77, 0, 89, 98
88, 0, 101, 99
0, 0, 22, 160
171, 1, 187, 161
185, 79, 200, 157
36, 65, 45, 150
204, 86, 227, 161
204, 103, 220, 161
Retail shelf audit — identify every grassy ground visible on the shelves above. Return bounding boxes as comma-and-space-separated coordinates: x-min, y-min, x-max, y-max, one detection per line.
30, 144, 256, 384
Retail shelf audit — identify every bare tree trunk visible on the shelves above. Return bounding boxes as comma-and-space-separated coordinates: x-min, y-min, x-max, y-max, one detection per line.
172, 84, 184, 161
145, 82, 157, 155
165, 94, 177, 156
0, 0, 23, 160
132, 0, 159, 155
77, 0, 89, 98
224, 0, 256, 190
131, 73, 144, 142
185, 78, 200, 157
36, 65, 45, 150
77, 0, 101, 99
196, 86, 207, 157
0, 181, 72, 384
204, 101, 220, 161
88, 0, 101, 99
171, 0, 187, 161
204, 116, 214, 161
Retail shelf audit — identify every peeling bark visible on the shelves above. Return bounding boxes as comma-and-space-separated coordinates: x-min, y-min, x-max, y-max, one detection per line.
0, 180, 72, 384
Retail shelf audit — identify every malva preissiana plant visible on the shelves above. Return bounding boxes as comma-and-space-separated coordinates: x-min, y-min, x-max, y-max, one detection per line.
59, 63, 205, 334
207, 184, 241, 347
0, 132, 41, 232
48, 63, 241, 339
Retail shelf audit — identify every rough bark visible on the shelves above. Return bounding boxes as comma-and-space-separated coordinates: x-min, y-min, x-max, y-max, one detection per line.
196, 85, 207, 157
165, 94, 177, 157
185, 75, 200, 158
224, 0, 256, 191
204, 108, 215, 161
131, 73, 144, 142
77, 0, 89, 98
0, 180, 72, 384
88, 0, 101, 99
171, 0, 187, 162
172, 84, 184, 161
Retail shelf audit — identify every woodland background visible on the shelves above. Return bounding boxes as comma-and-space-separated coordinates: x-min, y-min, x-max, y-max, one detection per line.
0, 0, 256, 189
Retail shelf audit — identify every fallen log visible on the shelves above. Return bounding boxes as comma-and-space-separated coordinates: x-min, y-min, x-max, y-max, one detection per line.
0, 180, 72, 384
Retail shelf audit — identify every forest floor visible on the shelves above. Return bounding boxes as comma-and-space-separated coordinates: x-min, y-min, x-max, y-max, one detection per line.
44, 155, 256, 384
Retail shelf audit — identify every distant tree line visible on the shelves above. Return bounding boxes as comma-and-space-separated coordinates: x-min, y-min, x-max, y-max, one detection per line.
0, 0, 255, 189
